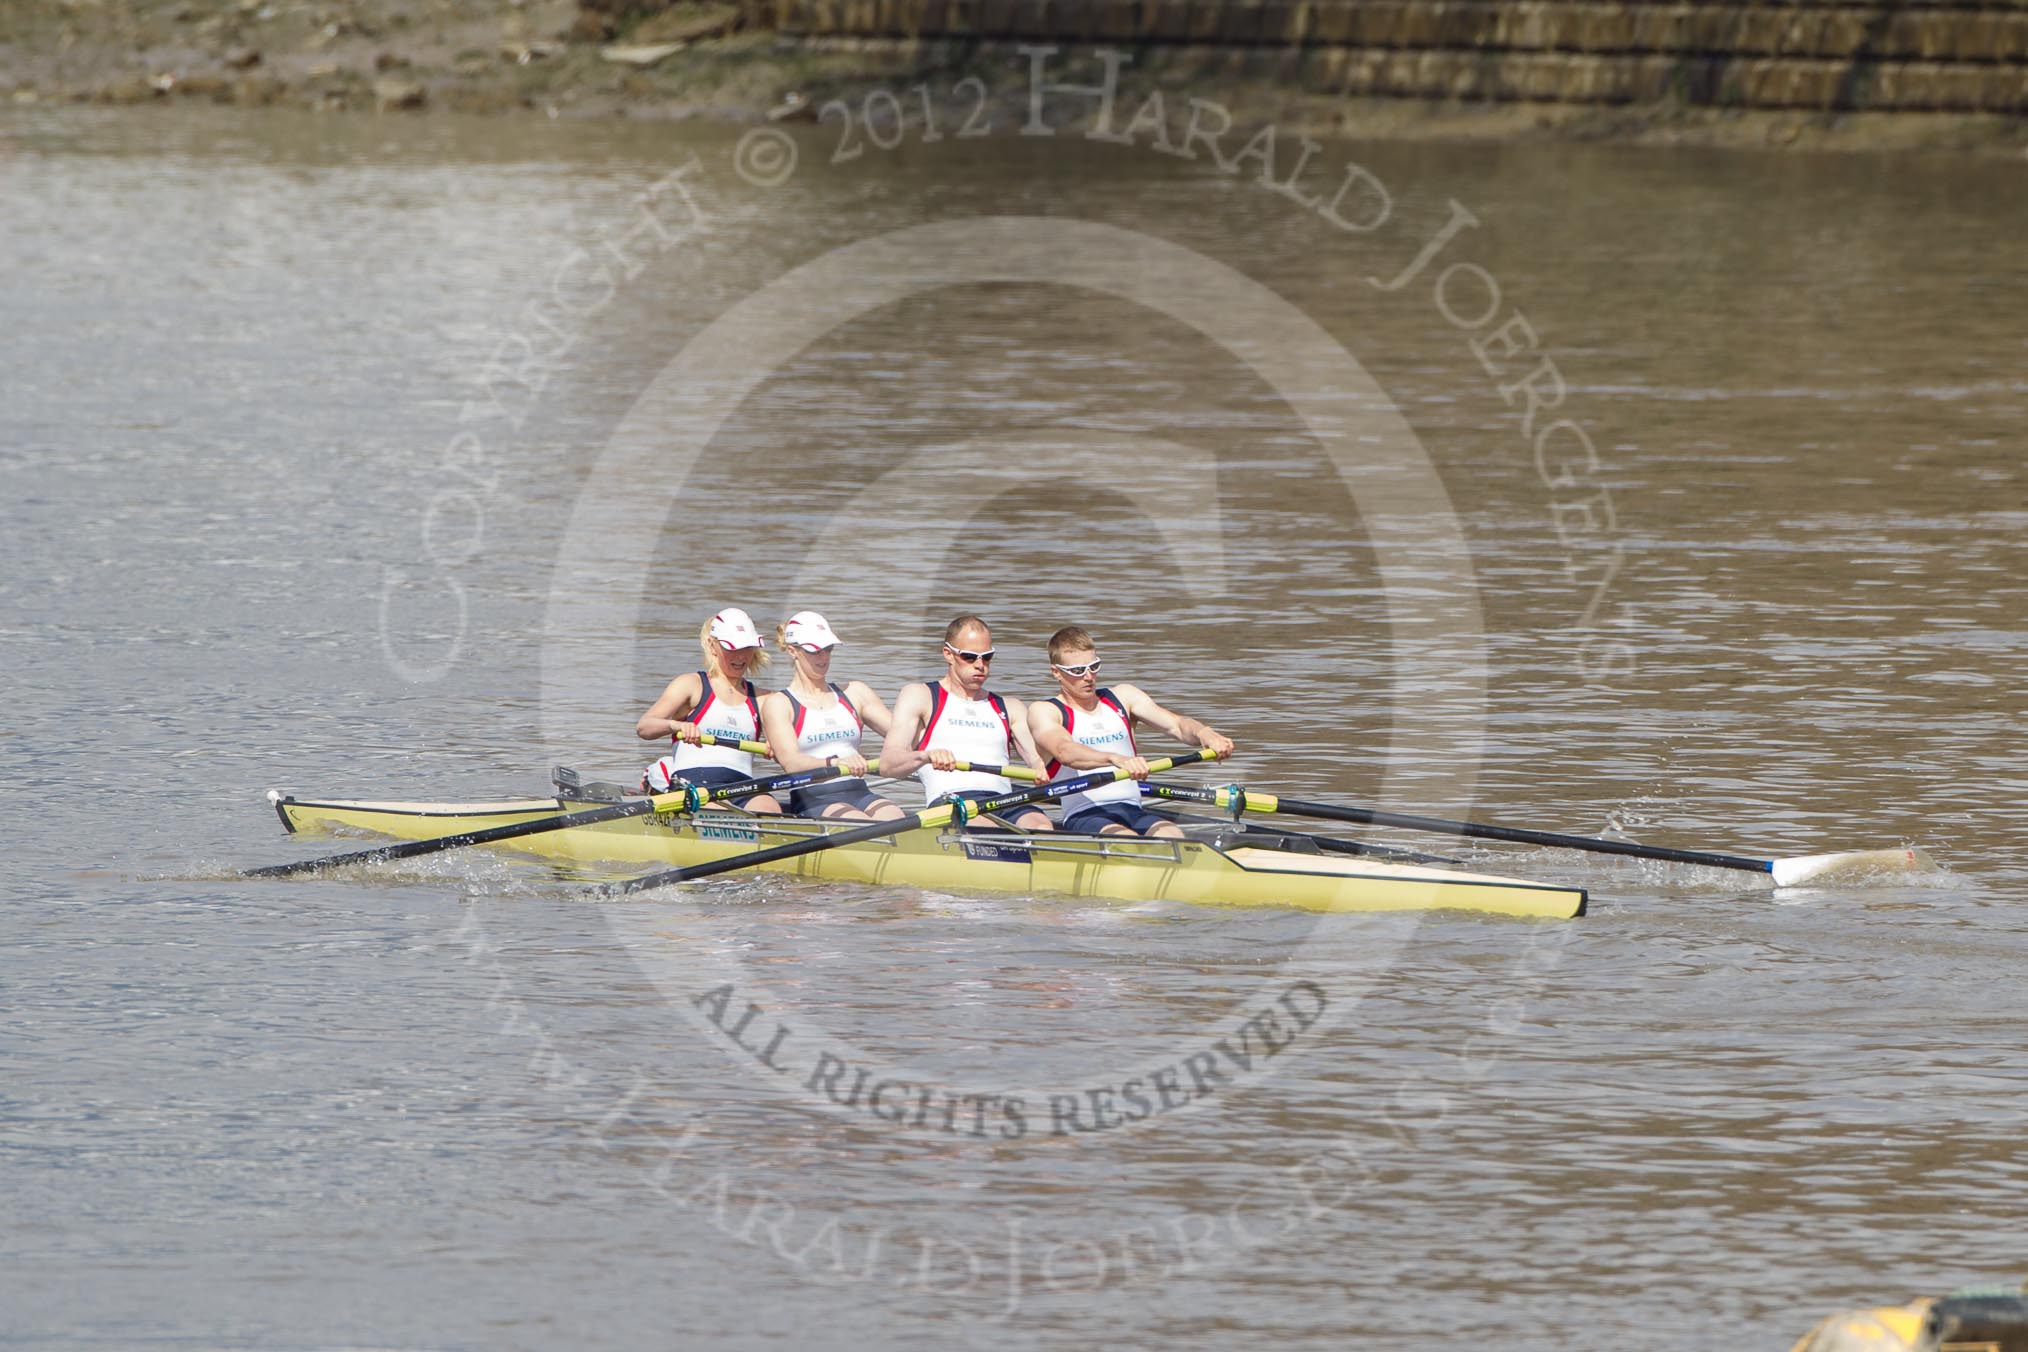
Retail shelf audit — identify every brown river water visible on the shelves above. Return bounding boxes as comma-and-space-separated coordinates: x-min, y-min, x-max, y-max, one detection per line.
2, 93, 2023, 1350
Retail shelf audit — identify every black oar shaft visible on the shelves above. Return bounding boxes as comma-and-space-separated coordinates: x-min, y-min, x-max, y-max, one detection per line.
1242, 792, 1775, 875
1139, 785, 1457, 865
249, 750, 1046, 881
249, 762, 843, 880
245, 797, 662, 878
607, 810, 916, 894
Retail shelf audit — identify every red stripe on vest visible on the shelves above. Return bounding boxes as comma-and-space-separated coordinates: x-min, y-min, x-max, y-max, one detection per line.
679, 670, 757, 744
681, 669, 713, 744
1044, 690, 1133, 776
787, 683, 855, 740
1044, 696, 1071, 778
914, 682, 948, 752
916, 684, 1010, 757
1099, 688, 1136, 754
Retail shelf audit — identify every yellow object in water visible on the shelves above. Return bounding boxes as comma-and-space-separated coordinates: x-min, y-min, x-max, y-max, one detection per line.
1788, 1301, 1932, 1352
1793, 1288, 2028, 1352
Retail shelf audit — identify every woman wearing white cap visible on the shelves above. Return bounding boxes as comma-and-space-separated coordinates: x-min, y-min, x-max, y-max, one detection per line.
635, 607, 783, 813
760, 612, 904, 821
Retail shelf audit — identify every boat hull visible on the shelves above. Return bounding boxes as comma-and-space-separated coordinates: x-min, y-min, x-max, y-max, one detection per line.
270, 794, 1587, 920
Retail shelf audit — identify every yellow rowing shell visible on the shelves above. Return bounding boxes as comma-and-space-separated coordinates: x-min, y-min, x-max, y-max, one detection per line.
270, 794, 1588, 920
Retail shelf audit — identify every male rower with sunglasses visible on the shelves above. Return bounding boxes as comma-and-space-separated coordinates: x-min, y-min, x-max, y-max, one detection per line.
879, 615, 1055, 831
1027, 626, 1236, 838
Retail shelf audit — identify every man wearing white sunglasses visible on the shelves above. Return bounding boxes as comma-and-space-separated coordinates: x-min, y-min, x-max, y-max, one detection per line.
880, 614, 1055, 831
1028, 625, 1236, 838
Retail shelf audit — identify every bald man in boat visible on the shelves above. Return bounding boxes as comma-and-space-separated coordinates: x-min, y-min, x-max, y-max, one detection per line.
1027, 626, 1236, 839
879, 615, 1055, 831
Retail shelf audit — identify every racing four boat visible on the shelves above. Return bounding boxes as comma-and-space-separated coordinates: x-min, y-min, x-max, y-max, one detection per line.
269, 788, 1589, 920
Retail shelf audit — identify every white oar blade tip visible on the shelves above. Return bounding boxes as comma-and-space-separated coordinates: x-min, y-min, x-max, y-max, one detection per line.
1771, 846, 1939, 888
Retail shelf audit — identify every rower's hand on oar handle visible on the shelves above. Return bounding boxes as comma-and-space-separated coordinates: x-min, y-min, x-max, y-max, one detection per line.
670, 719, 703, 745
829, 752, 869, 777
1198, 728, 1235, 758
1109, 754, 1154, 781
926, 748, 960, 772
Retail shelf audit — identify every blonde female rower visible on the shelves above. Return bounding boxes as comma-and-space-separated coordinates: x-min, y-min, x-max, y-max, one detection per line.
635, 607, 782, 813
759, 612, 905, 822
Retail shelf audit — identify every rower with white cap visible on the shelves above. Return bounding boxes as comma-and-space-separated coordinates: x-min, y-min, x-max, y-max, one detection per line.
758, 611, 905, 822
635, 606, 783, 813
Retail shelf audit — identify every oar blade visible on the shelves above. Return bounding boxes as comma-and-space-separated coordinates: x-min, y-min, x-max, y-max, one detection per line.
1770, 846, 1939, 888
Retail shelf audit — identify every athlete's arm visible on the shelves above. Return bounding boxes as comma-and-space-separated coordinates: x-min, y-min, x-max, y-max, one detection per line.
760, 691, 826, 773
876, 682, 935, 778
844, 681, 895, 739
1005, 697, 1061, 777
1027, 698, 1125, 773
1115, 683, 1235, 758
637, 671, 704, 743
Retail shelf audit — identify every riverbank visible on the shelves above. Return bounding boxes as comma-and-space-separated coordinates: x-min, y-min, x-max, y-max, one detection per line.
4, 0, 2026, 155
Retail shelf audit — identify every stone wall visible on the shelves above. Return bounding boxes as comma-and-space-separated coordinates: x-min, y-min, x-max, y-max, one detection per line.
716, 1, 2028, 112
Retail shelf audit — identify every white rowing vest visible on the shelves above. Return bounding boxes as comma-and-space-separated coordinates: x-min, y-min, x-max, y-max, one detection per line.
647, 671, 759, 787
782, 683, 864, 783
1045, 689, 1139, 817
914, 682, 1014, 801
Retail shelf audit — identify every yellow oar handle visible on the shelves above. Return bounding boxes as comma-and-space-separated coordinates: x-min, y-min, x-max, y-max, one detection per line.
640, 749, 1038, 814
949, 759, 1040, 782
1207, 786, 1279, 812
825, 757, 1035, 781
691, 734, 773, 757
941, 751, 1217, 827
690, 737, 1041, 782
608, 750, 1218, 893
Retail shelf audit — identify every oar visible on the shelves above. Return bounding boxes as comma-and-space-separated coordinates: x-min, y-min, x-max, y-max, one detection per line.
866, 764, 1041, 795
655, 734, 775, 758
1145, 785, 1931, 887
1295, 832, 1460, 867
252, 765, 811, 879
246, 752, 1031, 880
1141, 786, 1458, 865
604, 750, 1221, 896
717, 738, 773, 755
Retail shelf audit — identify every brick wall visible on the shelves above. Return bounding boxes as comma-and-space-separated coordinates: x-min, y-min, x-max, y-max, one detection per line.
710, 0, 2028, 112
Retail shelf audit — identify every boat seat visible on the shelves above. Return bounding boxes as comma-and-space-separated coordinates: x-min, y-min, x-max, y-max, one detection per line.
553, 766, 637, 803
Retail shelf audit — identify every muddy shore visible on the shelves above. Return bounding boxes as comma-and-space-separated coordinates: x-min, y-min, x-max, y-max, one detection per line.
5, 0, 2026, 155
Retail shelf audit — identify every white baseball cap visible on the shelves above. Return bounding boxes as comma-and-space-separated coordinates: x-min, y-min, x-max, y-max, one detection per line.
708, 607, 762, 651
781, 611, 840, 651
